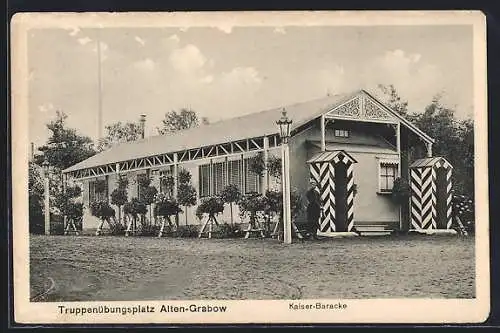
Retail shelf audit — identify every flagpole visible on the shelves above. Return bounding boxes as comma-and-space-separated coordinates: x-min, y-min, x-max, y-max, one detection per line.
96, 30, 103, 141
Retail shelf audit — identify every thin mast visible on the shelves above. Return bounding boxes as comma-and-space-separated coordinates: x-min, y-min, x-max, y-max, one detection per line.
96, 30, 103, 140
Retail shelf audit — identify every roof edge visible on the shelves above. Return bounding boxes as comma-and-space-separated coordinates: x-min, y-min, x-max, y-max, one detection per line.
360, 90, 435, 144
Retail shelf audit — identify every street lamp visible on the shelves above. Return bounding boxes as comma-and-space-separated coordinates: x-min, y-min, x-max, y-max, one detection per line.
276, 109, 292, 244
42, 158, 50, 235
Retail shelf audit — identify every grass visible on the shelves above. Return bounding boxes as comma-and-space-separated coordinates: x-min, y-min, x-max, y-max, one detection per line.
29, 234, 475, 301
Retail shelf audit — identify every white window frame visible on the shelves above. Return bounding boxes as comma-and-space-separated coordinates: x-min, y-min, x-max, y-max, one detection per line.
158, 167, 174, 196
377, 159, 399, 193
334, 129, 349, 138
88, 177, 108, 203
198, 155, 261, 198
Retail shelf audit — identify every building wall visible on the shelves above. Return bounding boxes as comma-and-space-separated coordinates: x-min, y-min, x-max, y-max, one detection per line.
288, 121, 400, 225
79, 149, 282, 231
79, 121, 400, 231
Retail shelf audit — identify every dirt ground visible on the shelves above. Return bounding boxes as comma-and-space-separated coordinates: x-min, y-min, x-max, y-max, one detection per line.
29, 234, 475, 301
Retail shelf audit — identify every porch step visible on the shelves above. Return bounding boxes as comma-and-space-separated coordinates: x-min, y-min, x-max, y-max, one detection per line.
354, 224, 394, 235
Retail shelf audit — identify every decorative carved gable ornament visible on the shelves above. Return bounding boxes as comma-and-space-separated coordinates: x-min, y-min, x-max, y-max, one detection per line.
327, 94, 395, 121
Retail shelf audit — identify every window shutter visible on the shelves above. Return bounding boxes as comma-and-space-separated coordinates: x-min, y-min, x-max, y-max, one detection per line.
199, 164, 210, 197
244, 158, 259, 194
89, 181, 95, 203
228, 159, 242, 191
213, 162, 226, 195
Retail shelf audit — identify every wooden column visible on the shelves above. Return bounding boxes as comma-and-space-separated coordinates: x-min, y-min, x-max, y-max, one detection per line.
396, 122, 401, 176
282, 142, 292, 244
400, 128, 410, 232
320, 115, 326, 152
63, 173, 67, 231
395, 123, 403, 230
172, 153, 179, 226
263, 136, 269, 193
44, 169, 50, 235
241, 154, 245, 192
173, 153, 178, 199
426, 142, 433, 158
115, 162, 121, 224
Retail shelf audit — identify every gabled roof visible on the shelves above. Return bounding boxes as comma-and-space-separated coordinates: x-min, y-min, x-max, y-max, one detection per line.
307, 150, 358, 164
63, 89, 433, 173
410, 157, 453, 169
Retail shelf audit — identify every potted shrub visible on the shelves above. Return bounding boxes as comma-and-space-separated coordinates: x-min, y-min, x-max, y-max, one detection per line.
392, 177, 410, 206
110, 175, 128, 226
196, 197, 225, 221
90, 200, 117, 235
247, 153, 266, 176
123, 197, 147, 235
219, 184, 242, 226
263, 188, 304, 238
453, 194, 474, 234
178, 183, 197, 225
238, 193, 266, 235
196, 197, 225, 238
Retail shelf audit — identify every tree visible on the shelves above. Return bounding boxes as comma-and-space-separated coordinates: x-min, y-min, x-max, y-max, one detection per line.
31, 111, 96, 230
408, 97, 474, 196
28, 162, 44, 233
177, 168, 197, 225
137, 175, 158, 225
110, 175, 129, 224
157, 108, 207, 135
178, 183, 197, 225
97, 121, 143, 152
34, 111, 96, 170
219, 184, 242, 226
377, 84, 409, 117
378, 85, 474, 198
267, 156, 282, 181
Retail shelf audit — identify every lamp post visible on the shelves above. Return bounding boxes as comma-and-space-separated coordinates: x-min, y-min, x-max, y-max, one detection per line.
276, 109, 292, 244
42, 159, 50, 235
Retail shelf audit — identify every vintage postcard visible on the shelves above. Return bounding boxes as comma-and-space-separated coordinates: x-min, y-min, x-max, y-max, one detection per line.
11, 11, 489, 324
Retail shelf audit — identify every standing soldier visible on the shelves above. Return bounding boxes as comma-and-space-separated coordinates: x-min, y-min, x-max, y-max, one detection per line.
306, 179, 321, 240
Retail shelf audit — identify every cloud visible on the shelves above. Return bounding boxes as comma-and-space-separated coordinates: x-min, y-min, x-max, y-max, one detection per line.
200, 75, 214, 84
169, 44, 207, 74
216, 23, 233, 34
77, 37, 92, 45
134, 36, 146, 46
273, 27, 286, 35
90, 41, 109, 61
38, 103, 54, 113
168, 34, 180, 43
134, 58, 156, 71
379, 49, 422, 69
222, 67, 262, 85
68, 27, 80, 37
362, 49, 443, 111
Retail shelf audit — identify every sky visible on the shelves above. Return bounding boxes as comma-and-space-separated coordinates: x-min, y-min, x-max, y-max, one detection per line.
27, 24, 473, 147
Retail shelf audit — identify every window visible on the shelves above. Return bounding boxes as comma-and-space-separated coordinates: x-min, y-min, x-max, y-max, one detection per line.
334, 129, 349, 138
244, 158, 260, 194
137, 173, 149, 201
199, 164, 211, 197
379, 161, 399, 193
228, 159, 242, 189
89, 179, 108, 203
212, 161, 227, 195
198, 156, 261, 197
159, 168, 173, 196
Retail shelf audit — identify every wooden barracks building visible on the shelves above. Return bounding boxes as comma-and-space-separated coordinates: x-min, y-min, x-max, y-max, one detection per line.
63, 89, 454, 235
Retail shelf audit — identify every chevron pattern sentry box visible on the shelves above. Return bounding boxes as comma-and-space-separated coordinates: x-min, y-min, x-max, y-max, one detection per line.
308, 150, 357, 233
410, 157, 453, 230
